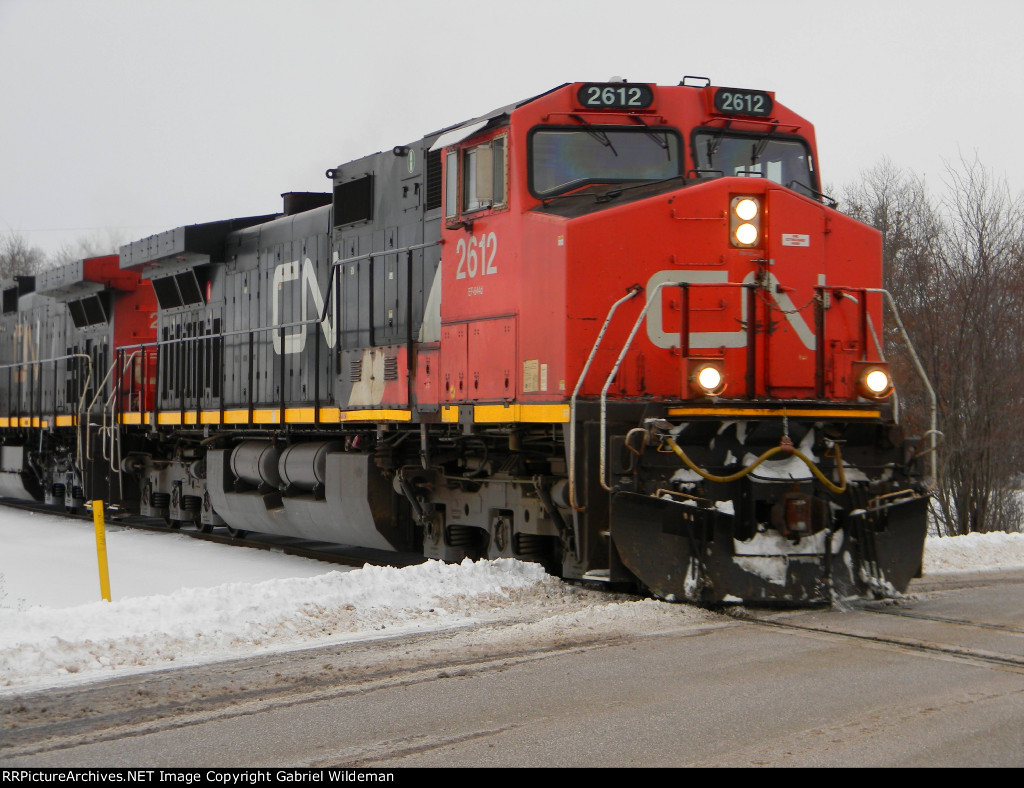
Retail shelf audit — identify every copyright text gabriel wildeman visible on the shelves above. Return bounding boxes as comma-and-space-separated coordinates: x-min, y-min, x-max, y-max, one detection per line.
2, 771, 396, 784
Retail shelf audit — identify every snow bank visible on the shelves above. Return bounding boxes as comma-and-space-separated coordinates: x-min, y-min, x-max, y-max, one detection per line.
923, 531, 1024, 574
2, 501, 1023, 697
0, 558, 561, 694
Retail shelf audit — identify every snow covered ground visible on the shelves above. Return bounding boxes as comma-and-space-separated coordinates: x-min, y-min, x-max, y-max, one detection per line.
2, 507, 1023, 697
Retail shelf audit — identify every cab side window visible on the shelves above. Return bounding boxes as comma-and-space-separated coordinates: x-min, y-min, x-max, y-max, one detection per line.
445, 135, 507, 220
445, 151, 459, 220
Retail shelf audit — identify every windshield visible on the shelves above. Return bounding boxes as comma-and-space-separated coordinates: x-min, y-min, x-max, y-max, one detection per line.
530, 127, 681, 197
693, 131, 815, 196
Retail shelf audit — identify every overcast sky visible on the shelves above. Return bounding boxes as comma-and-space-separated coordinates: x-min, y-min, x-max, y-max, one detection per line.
2, 0, 1022, 257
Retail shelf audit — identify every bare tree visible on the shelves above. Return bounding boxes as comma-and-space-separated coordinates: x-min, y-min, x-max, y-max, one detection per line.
0, 232, 47, 279
841, 156, 1024, 535
50, 228, 127, 267
841, 160, 945, 438
931, 156, 1024, 534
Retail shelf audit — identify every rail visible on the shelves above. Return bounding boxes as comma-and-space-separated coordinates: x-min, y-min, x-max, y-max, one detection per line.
597, 281, 685, 492
0, 239, 443, 432
1, 303, 374, 435
595, 280, 757, 493
0, 352, 95, 472
101, 351, 141, 481
865, 287, 939, 484
565, 285, 642, 560
568, 286, 642, 511
319, 239, 443, 324
112, 238, 444, 426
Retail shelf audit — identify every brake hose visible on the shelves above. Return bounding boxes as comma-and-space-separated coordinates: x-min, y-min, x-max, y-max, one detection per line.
661, 434, 847, 495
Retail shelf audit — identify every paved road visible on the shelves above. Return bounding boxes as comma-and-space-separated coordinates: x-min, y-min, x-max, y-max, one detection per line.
4, 570, 1024, 767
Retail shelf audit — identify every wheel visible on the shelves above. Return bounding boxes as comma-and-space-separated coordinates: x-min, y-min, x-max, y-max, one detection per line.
225, 527, 248, 539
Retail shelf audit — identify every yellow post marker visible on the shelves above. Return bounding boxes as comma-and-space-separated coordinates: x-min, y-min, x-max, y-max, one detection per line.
93, 500, 112, 602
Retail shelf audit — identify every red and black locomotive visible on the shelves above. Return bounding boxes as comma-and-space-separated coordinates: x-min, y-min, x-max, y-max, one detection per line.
0, 78, 931, 603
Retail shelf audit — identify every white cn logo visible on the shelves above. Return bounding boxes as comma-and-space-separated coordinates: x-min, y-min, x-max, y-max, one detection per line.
645, 270, 816, 351
272, 258, 336, 355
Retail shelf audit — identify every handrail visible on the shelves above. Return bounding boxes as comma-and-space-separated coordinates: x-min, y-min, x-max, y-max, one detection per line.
101, 351, 140, 471
568, 285, 642, 513
0, 353, 93, 486
13, 242, 442, 425
320, 239, 443, 324
598, 281, 680, 491
113, 316, 333, 419
583, 280, 936, 494
818, 285, 938, 484
596, 280, 755, 492
865, 287, 939, 486
821, 289, 898, 421
0, 351, 93, 377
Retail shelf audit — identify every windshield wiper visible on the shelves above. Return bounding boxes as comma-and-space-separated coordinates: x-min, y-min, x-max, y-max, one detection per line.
749, 128, 777, 167
704, 121, 732, 168
596, 175, 687, 203
627, 115, 671, 158
540, 184, 602, 206
541, 175, 686, 208
569, 114, 618, 157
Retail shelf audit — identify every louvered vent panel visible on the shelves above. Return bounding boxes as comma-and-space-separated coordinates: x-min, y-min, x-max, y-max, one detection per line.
425, 149, 442, 211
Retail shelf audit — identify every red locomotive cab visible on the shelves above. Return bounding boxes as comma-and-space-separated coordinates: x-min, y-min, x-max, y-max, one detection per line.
471, 81, 891, 412
433, 80, 896, 415
436, 119, 523, 408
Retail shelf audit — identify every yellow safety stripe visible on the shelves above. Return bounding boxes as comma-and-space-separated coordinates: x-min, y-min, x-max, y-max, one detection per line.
473, 404, 571, 423
138, 408, 417, 426
337, 409, 413, 422
666, 407, 882, 419
0, 416, 55, 427
3, 404, 872, 428
124, 404, 571, 426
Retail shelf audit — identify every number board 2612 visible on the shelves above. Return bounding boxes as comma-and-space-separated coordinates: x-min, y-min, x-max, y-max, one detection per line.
576, 83, 655, 110
713, 88, 773, 117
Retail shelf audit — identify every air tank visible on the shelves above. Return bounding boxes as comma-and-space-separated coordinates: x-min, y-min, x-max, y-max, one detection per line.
229, 441, 282, 488
278, 441, 341, 491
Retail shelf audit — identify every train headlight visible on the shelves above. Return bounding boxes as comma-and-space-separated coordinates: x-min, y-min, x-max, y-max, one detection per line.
735, 223, 758, 245
864, 369, 890, 394
853, 362, 894, 400
730, 196, 761, 248
735, 198, 758, 221
687, 358, 726, 397
697, 365, 723, 392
